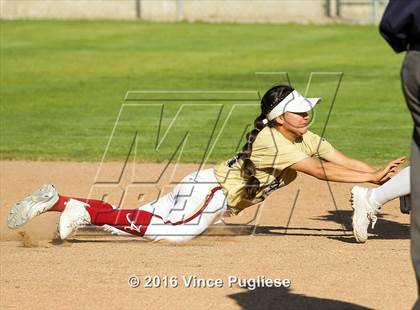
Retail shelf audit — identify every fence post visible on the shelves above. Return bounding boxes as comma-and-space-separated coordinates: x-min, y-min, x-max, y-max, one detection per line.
372, 0, 380, 24
326, 0, 331, 17
135, 0, 141, 19
336, 0, 341, 17
176, 0, 184, 21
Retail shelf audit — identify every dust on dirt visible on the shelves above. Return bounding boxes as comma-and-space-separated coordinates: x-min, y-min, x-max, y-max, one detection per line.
18, 231, 39, 248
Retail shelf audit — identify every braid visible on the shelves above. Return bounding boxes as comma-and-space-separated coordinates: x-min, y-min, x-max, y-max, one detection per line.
239, 113, 266, 200
238, 84, 294, 200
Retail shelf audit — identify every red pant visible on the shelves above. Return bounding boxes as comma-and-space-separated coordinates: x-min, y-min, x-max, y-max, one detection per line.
54, 196, 153, 236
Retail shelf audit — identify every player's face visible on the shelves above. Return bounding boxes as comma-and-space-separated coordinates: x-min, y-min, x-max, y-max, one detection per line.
282, 111, 309, 136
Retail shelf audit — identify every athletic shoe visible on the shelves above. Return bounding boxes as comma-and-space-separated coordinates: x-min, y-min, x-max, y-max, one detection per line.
58, 199, 92, 240
7, 184, 59, 229
350, 186, 381, 243
102, 225, 132, 236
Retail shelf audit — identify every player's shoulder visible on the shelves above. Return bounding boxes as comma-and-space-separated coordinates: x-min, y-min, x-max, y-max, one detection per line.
253, 126, 280, 151
302, 130, 323, 141
256, 126, 283, 143
255, 127, 298, 155
302, 130, 334, 153
303, 130, 317, 138
301, 130, 327, 148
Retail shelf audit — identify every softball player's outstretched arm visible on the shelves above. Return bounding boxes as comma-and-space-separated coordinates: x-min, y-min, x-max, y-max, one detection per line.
290, 156, 404, 184
323, 149, 378, 173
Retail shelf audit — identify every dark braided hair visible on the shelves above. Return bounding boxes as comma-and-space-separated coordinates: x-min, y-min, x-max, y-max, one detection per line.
239, 84, 294, 200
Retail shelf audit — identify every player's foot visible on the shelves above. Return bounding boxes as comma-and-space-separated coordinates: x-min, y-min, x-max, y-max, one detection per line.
350, 186, 381, 243
58, 199, 91, 240
7, 184, 59, 229
102, 225, 132, 236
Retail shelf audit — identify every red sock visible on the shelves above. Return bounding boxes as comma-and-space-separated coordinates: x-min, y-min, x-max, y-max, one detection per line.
49, 195, 114, 212
86, 208, 153, 236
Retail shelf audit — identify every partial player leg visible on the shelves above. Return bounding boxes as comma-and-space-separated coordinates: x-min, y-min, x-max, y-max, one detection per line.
143, 185, 226, 242
7, 179, 198, 240
371, 166, 410, 205
57, 184, 225, 242
10, 169, 225, 242
351, 167, 411, 243
57, 177, 225, 242
401, 50, 420, 305
125, 168, 226, 242
49, 195, 117, 212
58, 199, 154, 239
412, 141, 420, 302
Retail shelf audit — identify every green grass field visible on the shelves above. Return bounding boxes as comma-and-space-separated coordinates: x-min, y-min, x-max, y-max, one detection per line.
0, 20, 412, 164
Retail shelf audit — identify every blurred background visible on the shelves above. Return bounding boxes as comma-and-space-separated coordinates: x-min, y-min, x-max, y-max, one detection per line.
1, 0, 389, 24
0, 0, 411, 165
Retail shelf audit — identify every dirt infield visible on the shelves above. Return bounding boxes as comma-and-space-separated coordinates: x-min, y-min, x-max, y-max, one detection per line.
0, 161, 416, 309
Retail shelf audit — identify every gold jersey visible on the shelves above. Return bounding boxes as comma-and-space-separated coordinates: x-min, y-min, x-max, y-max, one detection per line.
214, 127, 334, 214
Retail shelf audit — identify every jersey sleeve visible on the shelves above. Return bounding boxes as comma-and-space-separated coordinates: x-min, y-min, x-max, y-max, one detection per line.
252, 143, 309, 171
273, 145, 309, 170
251, 127, 310, 171
309, 132, 335, 159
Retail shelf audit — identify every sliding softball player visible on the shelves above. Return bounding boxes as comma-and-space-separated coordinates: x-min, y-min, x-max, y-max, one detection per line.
7, 85, 405, 242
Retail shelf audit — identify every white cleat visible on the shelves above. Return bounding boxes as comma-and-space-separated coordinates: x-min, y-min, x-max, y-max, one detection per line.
7, 184, 59, 229
58, 199, 91, 240
350, 186, 381, 243
102, 225, 132, 236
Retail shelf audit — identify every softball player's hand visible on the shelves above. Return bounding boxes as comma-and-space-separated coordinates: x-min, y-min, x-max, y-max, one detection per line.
372, 156, 406, 185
